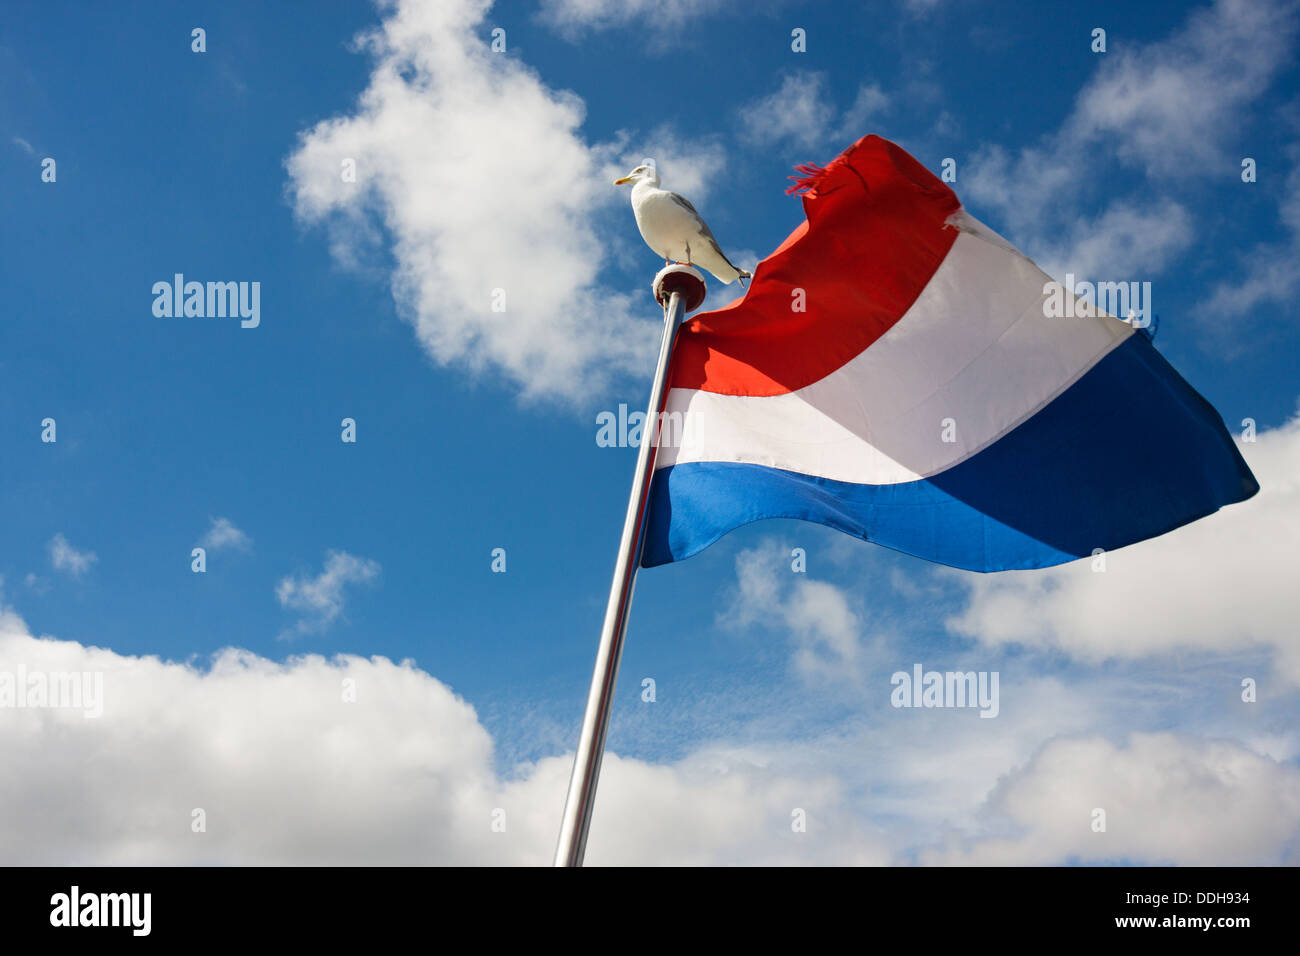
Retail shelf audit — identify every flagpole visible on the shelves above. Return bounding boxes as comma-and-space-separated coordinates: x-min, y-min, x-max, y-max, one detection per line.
554, 264, 707, 867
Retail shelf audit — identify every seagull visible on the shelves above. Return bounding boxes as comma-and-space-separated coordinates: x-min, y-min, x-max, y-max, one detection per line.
614, 161, 752, 285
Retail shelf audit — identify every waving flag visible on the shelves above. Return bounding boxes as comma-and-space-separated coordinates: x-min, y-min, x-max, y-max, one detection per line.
641, 135, 1258, 572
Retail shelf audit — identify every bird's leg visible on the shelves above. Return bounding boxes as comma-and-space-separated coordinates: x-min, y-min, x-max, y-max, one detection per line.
684, 241, 692, 266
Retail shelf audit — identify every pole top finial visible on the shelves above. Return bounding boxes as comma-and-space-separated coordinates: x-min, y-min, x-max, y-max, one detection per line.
652, 264, 707, 314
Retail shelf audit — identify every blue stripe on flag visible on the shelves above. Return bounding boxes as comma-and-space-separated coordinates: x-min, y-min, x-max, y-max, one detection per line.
642, 335, 1258, 571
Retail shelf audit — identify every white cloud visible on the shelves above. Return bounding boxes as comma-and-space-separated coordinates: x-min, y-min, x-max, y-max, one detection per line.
536, 0, 731, 38
923, 733, 1300, 865
738, 71, 890, 150
948, 410, 1300, 683
1068, 0, 1298, 179
276, 550, 381, 636
964, 139, 1196, 277
0, 612, 889, 865
722, 543, 872, 685
740, 72, 837, 149
840, 82, 891, 135
1205, 147, 1300, 318
1035, 199, 1194, 285
964, 0, 1299, 278
199, 517, 252, 552
286, 0, 730, 403
48, 534, 96, 578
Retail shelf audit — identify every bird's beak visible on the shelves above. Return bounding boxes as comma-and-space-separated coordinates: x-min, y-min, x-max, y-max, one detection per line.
613, 175, 632, 185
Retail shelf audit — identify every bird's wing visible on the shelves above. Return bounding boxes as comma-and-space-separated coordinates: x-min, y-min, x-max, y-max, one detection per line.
669, 191, 701, 217
703, 235, 744, 275
669, 192, 717, 238
669, 191, 748, 282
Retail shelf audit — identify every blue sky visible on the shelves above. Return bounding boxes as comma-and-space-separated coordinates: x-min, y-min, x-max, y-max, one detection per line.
1, 0, 1299, 865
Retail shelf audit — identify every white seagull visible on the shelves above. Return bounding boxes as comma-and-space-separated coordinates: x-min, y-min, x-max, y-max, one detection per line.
614, 161, 752, 285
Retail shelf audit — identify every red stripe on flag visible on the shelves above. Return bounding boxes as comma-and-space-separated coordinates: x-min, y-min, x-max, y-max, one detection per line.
669, 135, 962, 397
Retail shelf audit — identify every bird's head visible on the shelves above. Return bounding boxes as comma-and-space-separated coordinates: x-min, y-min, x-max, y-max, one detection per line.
614, 160, 658, 187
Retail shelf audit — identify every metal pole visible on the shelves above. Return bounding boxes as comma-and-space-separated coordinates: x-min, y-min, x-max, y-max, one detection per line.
553, 286, 689, 867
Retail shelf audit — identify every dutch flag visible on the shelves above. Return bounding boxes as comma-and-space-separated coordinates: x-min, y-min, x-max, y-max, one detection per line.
642, 135, 1258, 572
